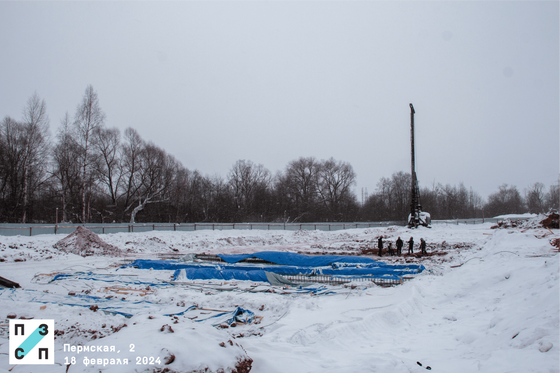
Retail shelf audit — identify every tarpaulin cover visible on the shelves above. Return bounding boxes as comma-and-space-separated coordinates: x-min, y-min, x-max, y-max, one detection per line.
48, 272, 168, 287
174, 268, 269, 282
187, 306, 257, 326
123, 251, 424, 284
217, 251, 381, 266
0, 288, 192, 318
0, 289, 261, 324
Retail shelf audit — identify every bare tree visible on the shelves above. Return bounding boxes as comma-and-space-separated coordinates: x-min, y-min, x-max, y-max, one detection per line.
526, 182, 545, 213
74, 85, 106, 223
93, 127, 122, 206
390, 171, 411, 219
121, 127, 144, 220
440, 184, 460, 218
316, 157, 356, 220
128, 143, 177, 223
375, 176, 393, 218
468, 187, 483, 218
484, 184, 525, 217
0, 116, 26, 219
282, 157, 320, 222
52, 113, 82, 222
169, 164, 189, 222
20, 93, 50, 223
545, 183, 559, 212
228, 160, 271, 220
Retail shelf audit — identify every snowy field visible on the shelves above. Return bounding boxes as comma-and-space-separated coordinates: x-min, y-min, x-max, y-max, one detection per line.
0, 218, 558, 373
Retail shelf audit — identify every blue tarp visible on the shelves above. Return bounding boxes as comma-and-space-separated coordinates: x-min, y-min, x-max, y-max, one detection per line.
0, 289, 258, 321
190, 306, 257, 326
122, 251, 424, 284
49, 272, 168, 286
0, 288, 191, 318
217, 251, 380, 266
175, 268, 269, 282
171, 268, 403, 282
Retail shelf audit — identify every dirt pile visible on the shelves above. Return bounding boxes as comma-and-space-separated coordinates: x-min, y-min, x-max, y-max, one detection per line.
491, 212, 559, 230
540, 212, 559, 229
491, 219, 526, 229
53, 226, 122, 257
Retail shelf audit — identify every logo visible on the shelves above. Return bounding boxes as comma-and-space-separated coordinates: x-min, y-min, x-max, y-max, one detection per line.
9, 320, 54, 365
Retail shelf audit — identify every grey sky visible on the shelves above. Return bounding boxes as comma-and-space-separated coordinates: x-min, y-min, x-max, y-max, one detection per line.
1, 1, 558, 200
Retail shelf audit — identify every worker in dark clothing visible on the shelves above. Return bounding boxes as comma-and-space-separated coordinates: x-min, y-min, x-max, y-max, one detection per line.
378, 236, 383, 256
420, 238, 427, 255
388, 242, 395, 256
408, 237, 414, 254
396, 237, 403, 256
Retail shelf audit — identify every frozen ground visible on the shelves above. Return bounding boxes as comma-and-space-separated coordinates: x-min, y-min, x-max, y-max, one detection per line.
0, 219, 558, 373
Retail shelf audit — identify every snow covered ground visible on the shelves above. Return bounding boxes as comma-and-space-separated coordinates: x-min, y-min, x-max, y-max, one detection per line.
0, 219, 558, 373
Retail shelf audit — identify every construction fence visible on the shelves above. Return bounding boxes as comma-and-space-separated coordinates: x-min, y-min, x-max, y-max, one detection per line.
0, 218, 501, 237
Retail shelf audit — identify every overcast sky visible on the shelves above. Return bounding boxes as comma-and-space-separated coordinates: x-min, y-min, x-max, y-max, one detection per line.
1, 1, 558, 201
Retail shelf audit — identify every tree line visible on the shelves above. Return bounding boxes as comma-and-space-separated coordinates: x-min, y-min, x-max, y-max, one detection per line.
1, 86, 558, 224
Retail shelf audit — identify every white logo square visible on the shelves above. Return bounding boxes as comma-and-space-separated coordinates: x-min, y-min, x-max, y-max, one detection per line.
9, 319, 54, 365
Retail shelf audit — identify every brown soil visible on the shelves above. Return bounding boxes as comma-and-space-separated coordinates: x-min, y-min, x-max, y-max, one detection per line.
233, 357, 253, 373
541, 213, 559, 229
53, 226, 122, 257
491, 219, 526, 229
152, 356, 253, 373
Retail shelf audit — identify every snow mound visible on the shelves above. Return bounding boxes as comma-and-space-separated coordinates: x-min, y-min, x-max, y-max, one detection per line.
492, 212, 559, 230
53, 226, 122, 257
80, 316, 253, 373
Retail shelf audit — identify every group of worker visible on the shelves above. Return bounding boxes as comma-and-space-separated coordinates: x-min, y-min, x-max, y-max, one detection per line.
377, 236, 427, 256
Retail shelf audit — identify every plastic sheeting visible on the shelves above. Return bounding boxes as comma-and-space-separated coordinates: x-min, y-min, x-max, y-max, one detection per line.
0, 288, 189, 318
173, 268, 269, 282
185, 306, 258, 326
46, 271, 169, 287
0, 288, 260, 322
123, 251, 425, 284
217, 251, 379, 266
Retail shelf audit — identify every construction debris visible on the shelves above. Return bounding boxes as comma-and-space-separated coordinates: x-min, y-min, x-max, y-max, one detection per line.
53, 226, 122, 257
550, 238, 560, 251
541, 212, 559, 229
490, 212, 559, 231
491, 219, 526, 229
99, 286, 154, 296
0, 275, 20, 288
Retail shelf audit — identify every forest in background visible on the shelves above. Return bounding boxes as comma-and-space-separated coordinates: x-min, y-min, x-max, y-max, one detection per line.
1, 87, 558, 224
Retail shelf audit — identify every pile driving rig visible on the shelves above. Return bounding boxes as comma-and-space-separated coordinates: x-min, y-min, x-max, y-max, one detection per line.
408, 103, 431, 228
